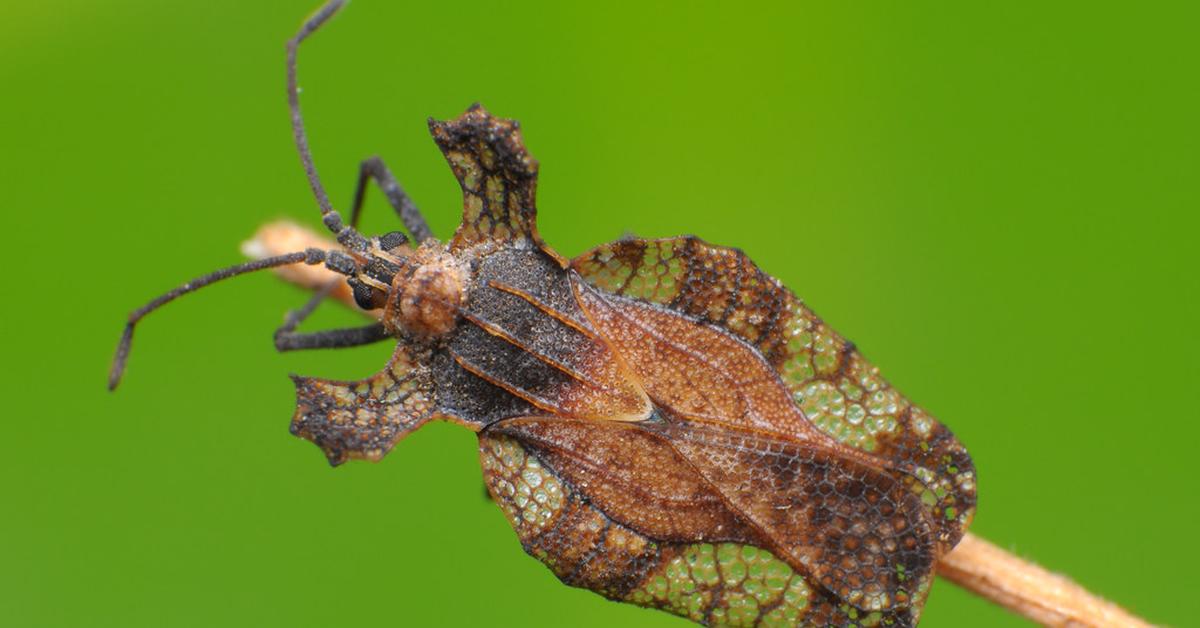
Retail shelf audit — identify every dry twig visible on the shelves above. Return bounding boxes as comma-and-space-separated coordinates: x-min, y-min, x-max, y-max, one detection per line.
243, 220, 1153, 628
938, 533, 1150, 627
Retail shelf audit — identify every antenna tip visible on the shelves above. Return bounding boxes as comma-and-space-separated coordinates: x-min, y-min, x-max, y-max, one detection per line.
108, 323, 134, 392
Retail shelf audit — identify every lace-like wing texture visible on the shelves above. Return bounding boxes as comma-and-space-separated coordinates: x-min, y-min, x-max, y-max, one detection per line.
571, 237, 976, 554
291, 343, 436, 465
429, 103, 551, 255
482, 421, 930, 627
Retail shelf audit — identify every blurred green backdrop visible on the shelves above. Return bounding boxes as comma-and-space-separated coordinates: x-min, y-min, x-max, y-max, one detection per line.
3, 1, 1195, 626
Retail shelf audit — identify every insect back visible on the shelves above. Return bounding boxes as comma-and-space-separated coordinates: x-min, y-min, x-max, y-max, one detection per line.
479, 232, 977, 626
564, 239, 977, 624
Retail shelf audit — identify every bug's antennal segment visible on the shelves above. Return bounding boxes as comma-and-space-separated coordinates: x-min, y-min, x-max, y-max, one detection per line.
285, 0, 367, 252
108, 249, 335, 391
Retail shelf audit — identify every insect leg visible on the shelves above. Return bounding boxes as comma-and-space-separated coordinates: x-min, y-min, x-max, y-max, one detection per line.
273, 281, 388, 351
269, 155, 430, 346
350, 156, 434, 243
274, 321, 389, 352
267, 184, 368, 344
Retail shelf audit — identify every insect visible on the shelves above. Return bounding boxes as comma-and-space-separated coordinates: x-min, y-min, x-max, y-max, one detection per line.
110, 1, 975, 626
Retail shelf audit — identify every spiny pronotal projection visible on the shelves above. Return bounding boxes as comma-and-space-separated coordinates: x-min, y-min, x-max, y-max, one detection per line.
110, 1, 975, 625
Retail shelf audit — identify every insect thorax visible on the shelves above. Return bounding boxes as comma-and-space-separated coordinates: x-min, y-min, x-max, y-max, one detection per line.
381, 242, 469, 338
426, 244, 648, 429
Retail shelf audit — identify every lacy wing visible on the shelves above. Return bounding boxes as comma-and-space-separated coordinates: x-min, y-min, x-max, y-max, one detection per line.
487, 416, 936, 614
430, 104, 556, 258
571, 236, 975, 553
290, 342, 436, 465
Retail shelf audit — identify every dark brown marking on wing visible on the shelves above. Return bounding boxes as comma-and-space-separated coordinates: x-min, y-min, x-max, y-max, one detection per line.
459, 309, 601, 388
429, 348, 539, 427
430, 104, 565, 267
434, 247, 649, 425
648, 419, 937, 613
479, 433, 666, 598
488, 279, 599, 339
481, 424, 931, 623
449, 349, 566, 416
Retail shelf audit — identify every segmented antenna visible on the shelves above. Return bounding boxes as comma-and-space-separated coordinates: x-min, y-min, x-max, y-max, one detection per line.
108, 249, 337, 390
286, 0, 368, 252
109, 1, 372, 391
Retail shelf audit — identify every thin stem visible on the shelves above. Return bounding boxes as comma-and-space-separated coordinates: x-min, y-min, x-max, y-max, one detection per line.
938, 533, 1151, 627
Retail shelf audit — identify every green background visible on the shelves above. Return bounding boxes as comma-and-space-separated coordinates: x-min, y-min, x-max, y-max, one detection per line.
3, 1, 1195, 626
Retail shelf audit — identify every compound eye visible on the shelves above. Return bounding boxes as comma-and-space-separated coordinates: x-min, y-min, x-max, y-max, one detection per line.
378, 231, 409, 251
348, 277, 378, 310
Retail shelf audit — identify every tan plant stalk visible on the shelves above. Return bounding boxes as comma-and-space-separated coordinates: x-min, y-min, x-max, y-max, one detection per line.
938, 533, 1149, 627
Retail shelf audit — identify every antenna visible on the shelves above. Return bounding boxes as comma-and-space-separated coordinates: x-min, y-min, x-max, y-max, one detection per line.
108, 248, 346, 390
286, 0, 368, 252
110, 1, 376, 390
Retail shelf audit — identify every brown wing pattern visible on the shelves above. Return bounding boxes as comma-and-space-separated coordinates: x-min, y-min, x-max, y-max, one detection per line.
572, 237, 975, 553
290, 343, 436, 465
572, 276, 856, 446
489, 418, 751, 542
429, 104, 550, 254
481, 427, 926, 626
652, 421, 935, 614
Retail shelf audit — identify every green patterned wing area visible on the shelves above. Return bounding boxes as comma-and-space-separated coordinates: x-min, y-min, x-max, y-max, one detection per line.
571, 237, 975, 555
290, 343, 436, 466
480, 432, 923, 627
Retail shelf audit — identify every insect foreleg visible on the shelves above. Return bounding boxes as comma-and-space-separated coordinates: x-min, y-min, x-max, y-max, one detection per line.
272, 279, 389, 352
271, 155, 428, 344
274, 321, 389, 352
272, 279, 336, 343
350, 156, 433, 243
